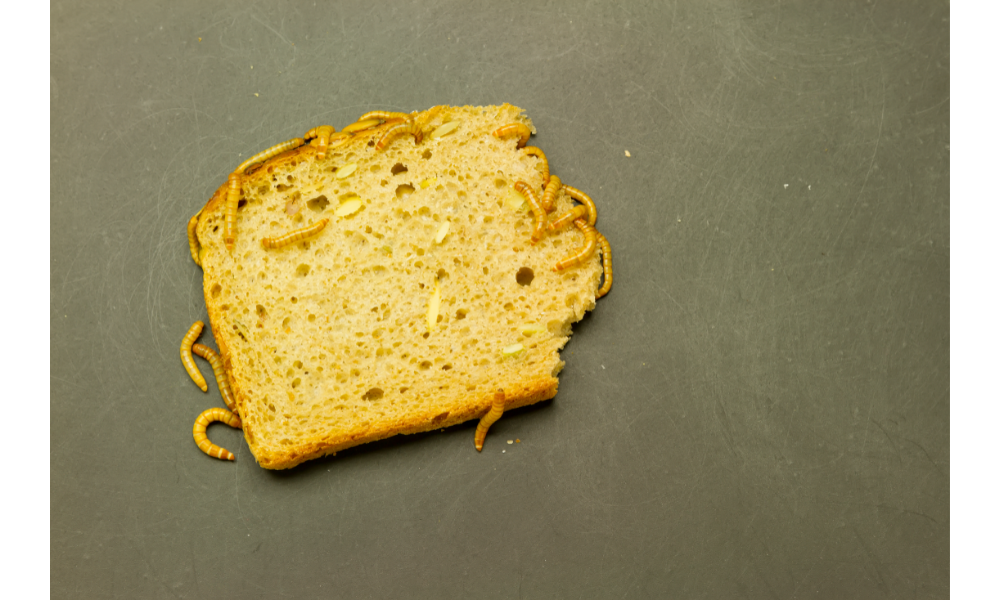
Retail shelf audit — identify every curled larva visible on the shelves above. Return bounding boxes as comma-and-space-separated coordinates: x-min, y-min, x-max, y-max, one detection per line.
474, 390, 506, 451
521, 146, 549, 187
513, 181, 547, 243
358, 110, 411, 122
224, 173, 241, 251
562, 185, 597, 226
553, 219, 598, 272
375, 120, 422, 151
304, 125, 336, 160
192, 407, 242, 461
596, 232, 613, 299
540, 174, 562, 213
235, 138, 304, 175
491, 123, 531, 148
261, 218, 330, 249
187, 214, 201, 266
192, 343, 236, 413
548, 205, 588, 232
181, 321, 208, 392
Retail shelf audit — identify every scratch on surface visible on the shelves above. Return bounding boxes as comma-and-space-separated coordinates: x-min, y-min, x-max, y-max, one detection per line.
250, 13, 294, 47
831, 57, 885, 251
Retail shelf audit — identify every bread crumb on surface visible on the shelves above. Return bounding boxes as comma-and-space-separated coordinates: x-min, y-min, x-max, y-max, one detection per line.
515, 439, 520, 443
625, 150, 631, 157
507, 440, 513, 444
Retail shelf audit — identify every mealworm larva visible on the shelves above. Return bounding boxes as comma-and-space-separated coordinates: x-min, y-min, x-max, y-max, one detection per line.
261, 218, 330, 249
192, 343, 237, 413
224, 173, 241, 251
304, 125, 336, 160
375, 120, 423, 151
492, 123, 531, 148
514, 181, 547, 243
474, 390, 506, 451
562, 185, 597, 226
540, 174, 562, 213
192, 407, 242, 461
553, 219, 599, 271
235, 138, 304, 174
521, 146, 549, 187
358, 110, 411, 122
181, 321, 208, 392
187, 214, 201, 266
548, 205, 588, 231
596, 232, 613, 299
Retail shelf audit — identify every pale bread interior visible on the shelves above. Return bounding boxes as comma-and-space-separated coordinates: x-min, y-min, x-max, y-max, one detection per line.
195, 104, 601, 469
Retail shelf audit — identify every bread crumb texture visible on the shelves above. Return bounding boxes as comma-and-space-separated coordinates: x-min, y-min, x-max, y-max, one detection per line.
196, 104, 601, 468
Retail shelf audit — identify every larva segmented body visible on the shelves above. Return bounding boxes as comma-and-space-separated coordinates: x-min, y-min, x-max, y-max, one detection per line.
192, 343, 237, 413
224, 173, 241, 251
187, 215, 201, 266
358, 110, 411, 122
596, 232, 613, 299
491, 123, 531, 148
521, 146, 549, 187
341, 118, 382, 134
181, 321, 208, 392
235, 138, 304, 175
304, 125, 336, 160
548, 205, 588, 231
192, 407, 242, 461
474, 391, 506, 451
514, 181, 547, 243
540, 174, 561, 213
553, 219, 598, 271
562, 185, 597, 226
375, 120, 423, 151
261, 218, 330, 249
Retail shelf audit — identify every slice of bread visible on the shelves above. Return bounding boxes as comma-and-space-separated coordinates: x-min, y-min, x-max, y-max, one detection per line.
193, 104, 602, 469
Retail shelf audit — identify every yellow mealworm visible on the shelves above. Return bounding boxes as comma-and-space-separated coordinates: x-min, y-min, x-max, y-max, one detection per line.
224, 173, 241, 251
192, 343, 237, 413
514, 181, 547, 243
596, 232, 613, 299
181, 321, 208, 392
548, 205, 588, 231
304, 125, 336, 160
474, 390, 506, 451
341, 118, 382, 134
261, 218, 330, 249
187, 214, 201, 266
521, 146, 549, 187
192, 407, 242, 461
358, 110, 411, 122
491, 123, 531, 148
562, 185, 597, 226
540, 174, 561, 213
375, 120, 423, 151
235, 138, 305, 175
553, 219, 598, 272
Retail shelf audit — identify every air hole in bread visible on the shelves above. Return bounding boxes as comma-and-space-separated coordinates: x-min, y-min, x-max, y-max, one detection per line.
419, 360, 432, 370
362, 387, 384, 401
306, 195, 329, 212
516, 267, 535, 286
455, 309, 468, 320
391, 163, 408, 175
395, 184, 415, 200
421, 150, 432, 160
295, 264, 311, 277
211, 284, 222, 298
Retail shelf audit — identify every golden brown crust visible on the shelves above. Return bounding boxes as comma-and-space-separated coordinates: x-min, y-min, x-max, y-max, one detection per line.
195, 104, 591, 470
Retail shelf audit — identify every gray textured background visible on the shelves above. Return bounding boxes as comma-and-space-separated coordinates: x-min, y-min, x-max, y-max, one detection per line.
51, 1, 949, 597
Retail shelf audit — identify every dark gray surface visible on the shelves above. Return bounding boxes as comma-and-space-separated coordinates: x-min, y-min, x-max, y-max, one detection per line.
51, 1, 949, 597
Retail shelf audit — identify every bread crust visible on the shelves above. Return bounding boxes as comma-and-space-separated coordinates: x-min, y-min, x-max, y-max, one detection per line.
195, 104, 595, 469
